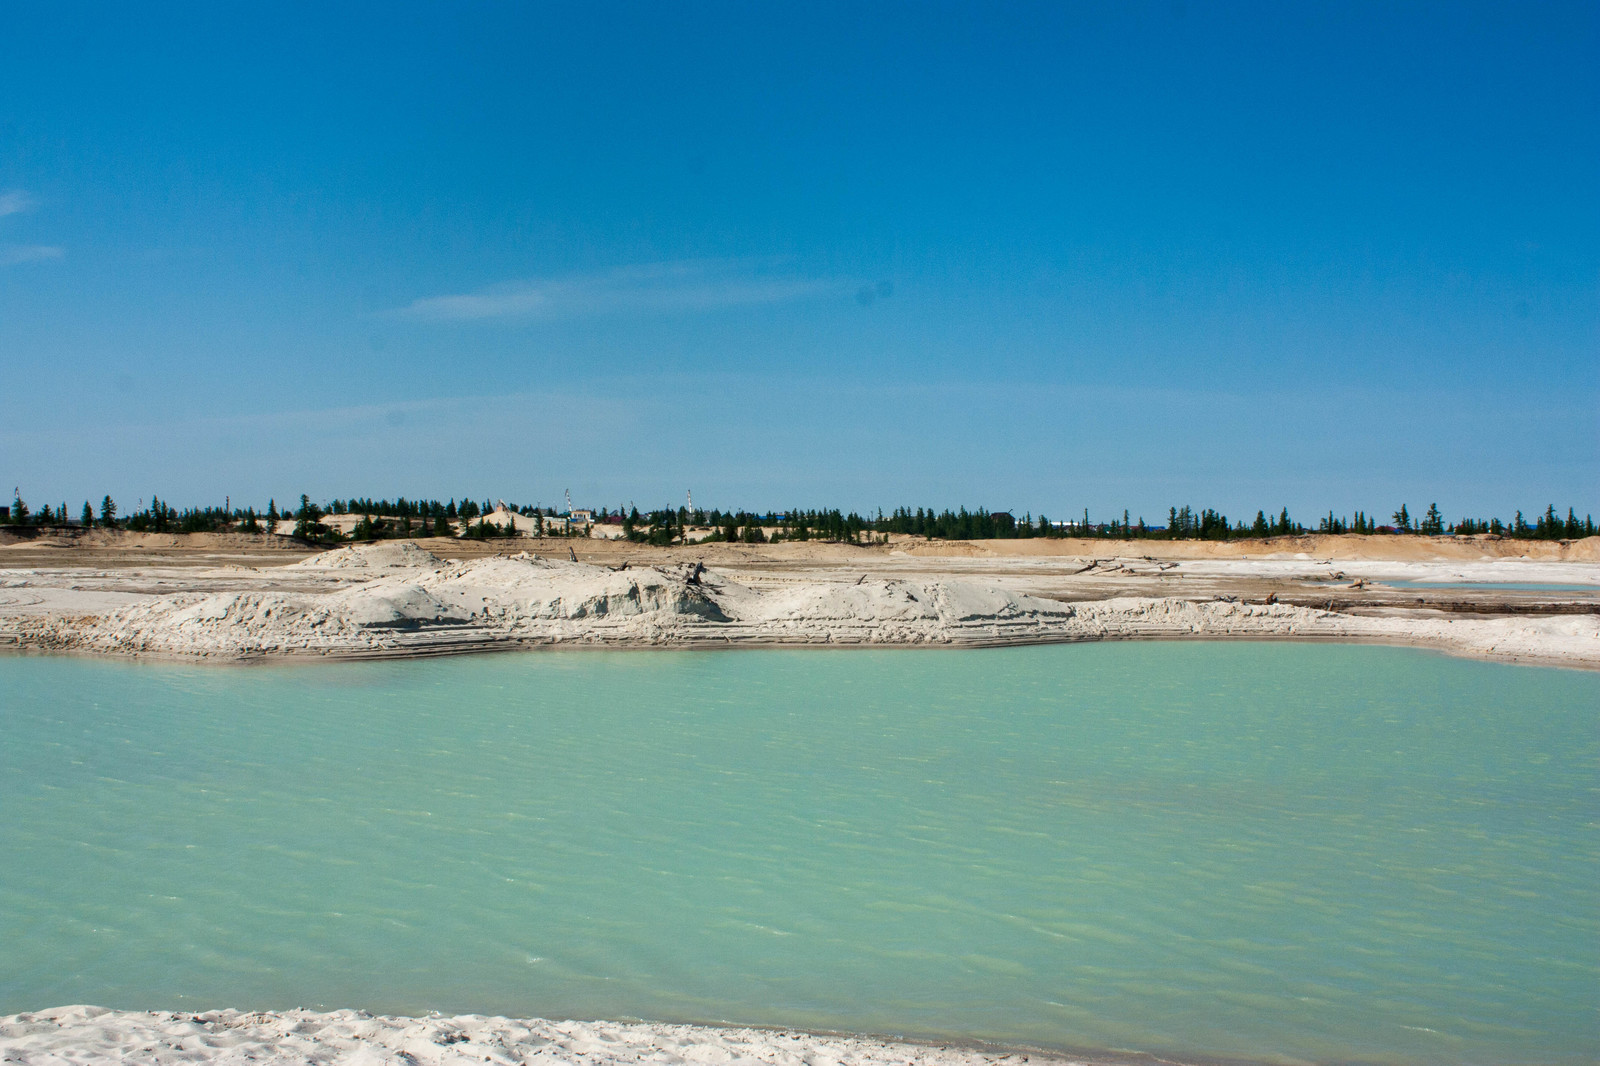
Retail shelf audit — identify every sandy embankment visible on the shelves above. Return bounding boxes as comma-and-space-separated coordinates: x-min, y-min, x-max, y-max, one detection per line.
5, 541, 1596, 667
0, 1006, 1090, 1066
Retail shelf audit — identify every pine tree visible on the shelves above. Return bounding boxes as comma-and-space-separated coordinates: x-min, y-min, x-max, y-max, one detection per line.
1538, 504, 1560, 539
293, 495, 325, 541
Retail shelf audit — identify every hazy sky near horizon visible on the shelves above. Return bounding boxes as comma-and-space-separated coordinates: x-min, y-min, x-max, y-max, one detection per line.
2, 1, 1595, 520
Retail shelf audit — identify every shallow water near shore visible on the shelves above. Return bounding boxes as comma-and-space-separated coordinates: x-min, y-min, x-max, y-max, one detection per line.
1, 644, 1596, 1066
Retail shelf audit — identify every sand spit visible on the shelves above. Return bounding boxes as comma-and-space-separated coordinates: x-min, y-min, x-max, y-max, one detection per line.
0, 1006, 1101, 1066
5, 545, 1596, 666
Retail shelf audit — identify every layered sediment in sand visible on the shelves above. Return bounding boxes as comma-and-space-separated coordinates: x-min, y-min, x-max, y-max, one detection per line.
5, 544, 1596, 667
0, 1006, 1093, 1066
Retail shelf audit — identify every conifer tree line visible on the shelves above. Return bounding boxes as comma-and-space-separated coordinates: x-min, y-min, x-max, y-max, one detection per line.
4, 489, 1596, 545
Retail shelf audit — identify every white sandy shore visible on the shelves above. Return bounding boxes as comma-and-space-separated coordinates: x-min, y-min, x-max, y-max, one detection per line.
0, 1006, 1094, 1066
2, 542, 1595, 667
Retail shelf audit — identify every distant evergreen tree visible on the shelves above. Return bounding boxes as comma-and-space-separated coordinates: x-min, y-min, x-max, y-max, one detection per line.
1535, 504, 1562, 539
293, 495, 331, 541
81, 501, 94, 526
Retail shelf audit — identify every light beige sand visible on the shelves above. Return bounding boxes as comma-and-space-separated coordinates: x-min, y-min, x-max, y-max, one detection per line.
0, 1006, 1098, 1066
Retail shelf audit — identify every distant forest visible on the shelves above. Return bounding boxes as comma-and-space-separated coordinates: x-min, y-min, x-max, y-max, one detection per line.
4, 490, 1595, 546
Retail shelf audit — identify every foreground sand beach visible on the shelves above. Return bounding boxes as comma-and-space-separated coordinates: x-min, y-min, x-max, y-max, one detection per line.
2, 533, 1596, 668
0, 1006, 1105, 1066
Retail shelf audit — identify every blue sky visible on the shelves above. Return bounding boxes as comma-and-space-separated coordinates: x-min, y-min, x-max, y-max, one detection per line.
2, 1, 1595, 521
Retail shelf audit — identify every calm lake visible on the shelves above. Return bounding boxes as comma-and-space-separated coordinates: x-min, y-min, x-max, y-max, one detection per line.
1, 644, 1595, 1066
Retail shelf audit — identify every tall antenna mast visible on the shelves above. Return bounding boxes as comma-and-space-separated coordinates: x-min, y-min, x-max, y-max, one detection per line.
565, 489, 573, 515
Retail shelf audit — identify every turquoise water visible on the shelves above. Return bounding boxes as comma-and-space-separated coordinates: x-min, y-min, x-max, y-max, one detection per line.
1, 645, 1596, 1066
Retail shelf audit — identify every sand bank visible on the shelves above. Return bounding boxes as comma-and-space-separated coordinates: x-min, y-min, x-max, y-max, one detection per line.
0, 1006, 1100, 1066
3, 544, 1595, 667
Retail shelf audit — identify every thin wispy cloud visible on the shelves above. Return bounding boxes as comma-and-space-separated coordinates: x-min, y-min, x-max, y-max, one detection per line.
1, 245, 63, 266
0, 190, 36, 218
396, 260, 843, 322
0, 189, 63, 267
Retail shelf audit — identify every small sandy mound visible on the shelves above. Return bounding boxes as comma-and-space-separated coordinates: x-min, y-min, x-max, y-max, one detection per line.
288, 542, 444, 570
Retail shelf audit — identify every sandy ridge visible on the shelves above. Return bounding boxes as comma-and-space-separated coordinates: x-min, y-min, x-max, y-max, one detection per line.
5, 545, 1596, 667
